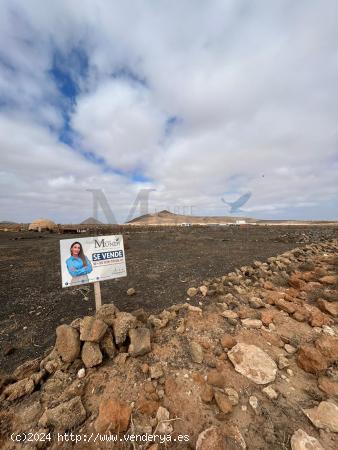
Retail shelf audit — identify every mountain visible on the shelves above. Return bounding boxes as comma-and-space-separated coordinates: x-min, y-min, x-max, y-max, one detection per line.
80, 217, 104, 225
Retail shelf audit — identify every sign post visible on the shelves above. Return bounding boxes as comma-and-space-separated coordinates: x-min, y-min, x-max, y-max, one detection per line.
60, 235, 127, 311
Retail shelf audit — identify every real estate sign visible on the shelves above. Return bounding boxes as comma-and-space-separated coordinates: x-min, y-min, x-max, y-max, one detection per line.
60, 235, 127, 287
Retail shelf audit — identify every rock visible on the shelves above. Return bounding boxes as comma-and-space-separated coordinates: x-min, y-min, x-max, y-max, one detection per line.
297, 346, 328, 374
55, 325, 80, 363
127, 287, 136, 296
214, 391, 233, 414
113, 312, 137, 344
315, 335, 338, 361
278, 356, 290, 369
261, 310, 275, 326
317, 299, 338, 317
81, 342, 102, 368
249, 297, 265, 309
249, 396, 258, 411
95, 303, 119, 326
176, 320, 185, 334
289, 274, 305, 290
196, 427, 227, 450
303, 401, 338, 433
3, 378, 35, 401
188, 305, 203, 313
156, 406, 173, 434
310, 310, 333, 328
319, 275, 337, 285
200, 285, 208, 297
128, 328, 151, 357
190, 341, 204, 364
221, 311, 238, 320
13, 357, 40, 380
94, 398, 132, 433
224, 388, 239, 406
148, 314, 168, 329
150, 363, 164, 379
80, 316, 108, 342
187, 287, 198, 297
220, 334, 237, 350
100, 329, 118, 359
275, 298, 296, 314
206, 370, 227, 388
241, 319, 262, 329
200, 384, 214, 403
293, 311, 307, 322
228, 343, 277, 385
43, 396, 86, 430
262, 385, 278, 400
290, 429, 324, 450
284, 344, 297, 354
77, 368, 86, 379
318, 377, 338, 396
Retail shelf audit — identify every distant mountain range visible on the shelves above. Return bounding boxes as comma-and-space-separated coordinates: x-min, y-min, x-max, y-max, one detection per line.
80, 217, 104, 225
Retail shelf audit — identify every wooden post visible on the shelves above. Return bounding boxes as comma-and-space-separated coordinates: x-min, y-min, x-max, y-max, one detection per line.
94, 281, 102, 311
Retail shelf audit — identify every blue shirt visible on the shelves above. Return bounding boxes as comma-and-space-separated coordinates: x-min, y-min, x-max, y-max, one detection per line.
66, 255, 93, 277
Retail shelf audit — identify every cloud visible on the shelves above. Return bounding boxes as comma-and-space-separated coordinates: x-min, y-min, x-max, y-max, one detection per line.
0, 0, 337, 222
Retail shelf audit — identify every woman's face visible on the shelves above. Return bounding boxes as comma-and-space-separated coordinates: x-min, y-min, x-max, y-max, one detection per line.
72, 244, 81, 256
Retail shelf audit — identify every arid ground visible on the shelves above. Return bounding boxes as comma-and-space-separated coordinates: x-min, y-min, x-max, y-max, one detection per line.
1, 225, 337, 374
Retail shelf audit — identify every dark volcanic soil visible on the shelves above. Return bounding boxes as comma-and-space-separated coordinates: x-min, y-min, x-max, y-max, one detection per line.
0, 225, 337, 373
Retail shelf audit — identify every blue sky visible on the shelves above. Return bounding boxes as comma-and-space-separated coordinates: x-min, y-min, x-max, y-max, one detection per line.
0, 0, 337, 223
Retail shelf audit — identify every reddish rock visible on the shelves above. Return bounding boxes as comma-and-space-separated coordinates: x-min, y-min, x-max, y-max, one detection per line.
137, 399, 159, 416
80, 317, 108, 342
261, 310, 275, 326
214, 391, 233, 414
310, 310, 333, 327
297, 346, 328, 374
315, 335, 338, 361
289, 274, 305, 290
94, 399, 132, 433
301, 271, 316, 282
317, 299, 338, 317
263, 281, 275, 290
206, 370, 227, 388
220, 334, 237, 349
275, 298, 296, 314
319, 275, 337, 285
318, 377, 338, 397
237, 308, 259, 319
200, 383, 214, 403
55, 325, 81, 363
293, 311, 307, 322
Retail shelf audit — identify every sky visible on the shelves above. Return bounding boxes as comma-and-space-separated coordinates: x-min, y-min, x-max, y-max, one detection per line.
0, 0, 337, 223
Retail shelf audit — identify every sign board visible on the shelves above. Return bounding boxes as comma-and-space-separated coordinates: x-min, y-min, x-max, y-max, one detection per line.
60, 235, 127, 288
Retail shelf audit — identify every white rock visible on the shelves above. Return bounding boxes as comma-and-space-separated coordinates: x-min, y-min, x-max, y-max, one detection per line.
228, 343, 277, 384
284, 344, 297, 354
241, 319, 262, 329
249, 396, 258, 410
303, 401, 338, 433
199, 285, 208, 297
77, 368, 86, 379
262, 385, 278, 400
224, 388, 239, 406
156, 406, 173, 434
221, 311, 238, 319
290, 429, 324, 450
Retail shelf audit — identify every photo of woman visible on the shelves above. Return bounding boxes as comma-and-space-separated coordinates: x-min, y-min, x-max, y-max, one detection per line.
66, 241, 93, 284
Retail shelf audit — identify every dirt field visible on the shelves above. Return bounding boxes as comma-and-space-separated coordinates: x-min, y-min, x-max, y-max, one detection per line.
1, 225, 337, 374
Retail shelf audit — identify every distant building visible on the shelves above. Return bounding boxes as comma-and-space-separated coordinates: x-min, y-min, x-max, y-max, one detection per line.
28, 218, 56, 232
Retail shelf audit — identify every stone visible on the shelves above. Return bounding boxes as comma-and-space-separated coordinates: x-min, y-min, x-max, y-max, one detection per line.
289, 274, 305, 290
206, 370, 227, 388
290, 429, 324, 450
148, 314, 168, 329
100, 329, 118, 359
249, 297, 265, 309
315, 335, 338, 361
196, 427, 227, 450
190, 341, 204, 363
77, 368, 86, 379
284, 344, 297, 354
228, 343, 277, 385
303, 401, 338, 433
150, 363, 164, 379
81, 342, 103, 368
241, 319, 262, 329
113, 312, 137, 344
200, 285, 208, 297
262, 385, 278, 400
310, 310, 333, 328
128, 328, 151, 357
293, 311, 307, 322
3, 378, 35, 401
249, 396, 258, 411
224, 388, 239, 406
275, 298, 296, 314
80, 316, 108, 342
13, 358, 40, 380
156, 406, 173, 434
55, 325, 80, 363
221, 311, 238, 320
318, 377, 338, 396
214, 391, 233, 414
297, 346, 328, 374
187, 287, 198, 297
95, 303, 119, 326
220, 334, 237, 350
127, 287, 136, 295
94, 398, 132, 433
317, 299, 338, 317
278, 356, 290, 370
200, 384, 214, 403
319, 275, 337, 285
43, 397, 86, 431
261, 310, 275, 326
